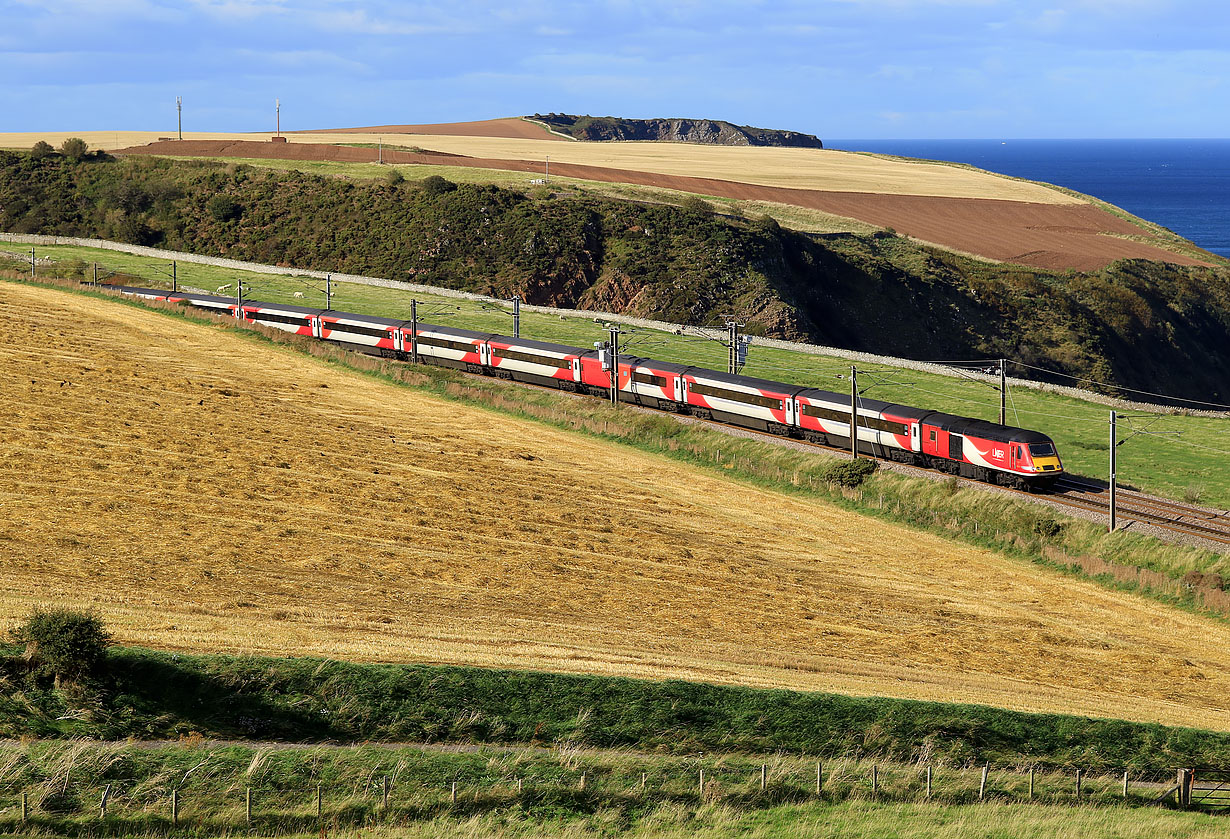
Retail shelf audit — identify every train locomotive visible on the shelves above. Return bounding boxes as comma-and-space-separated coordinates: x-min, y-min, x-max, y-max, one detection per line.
115, 286, 1065, 490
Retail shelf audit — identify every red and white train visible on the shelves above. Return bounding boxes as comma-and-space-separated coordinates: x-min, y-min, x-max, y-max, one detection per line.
116, 286, 1065, 489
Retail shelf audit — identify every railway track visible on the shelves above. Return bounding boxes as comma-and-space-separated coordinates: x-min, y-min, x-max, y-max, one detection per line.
438, 361, 1230, 550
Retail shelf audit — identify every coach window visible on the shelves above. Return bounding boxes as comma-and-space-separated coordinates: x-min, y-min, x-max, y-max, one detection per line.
929, 429, 937, 442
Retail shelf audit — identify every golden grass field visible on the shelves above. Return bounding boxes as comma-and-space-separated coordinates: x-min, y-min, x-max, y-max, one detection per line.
4, 281, 1230, 731
0, 126, 1077, 204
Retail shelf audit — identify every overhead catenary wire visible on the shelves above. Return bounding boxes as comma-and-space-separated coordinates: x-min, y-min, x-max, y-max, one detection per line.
1010, 360, 1230, 411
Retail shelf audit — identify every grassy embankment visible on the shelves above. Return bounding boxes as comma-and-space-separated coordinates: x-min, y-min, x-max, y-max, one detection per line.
3, 243, 1227, 512
0, 734, 1222, 837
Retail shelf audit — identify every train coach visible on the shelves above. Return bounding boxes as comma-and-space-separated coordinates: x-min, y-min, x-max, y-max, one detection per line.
114, 286, 1064, 490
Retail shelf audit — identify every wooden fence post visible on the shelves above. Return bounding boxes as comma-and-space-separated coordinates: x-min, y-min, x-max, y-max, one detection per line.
760, 764, 767, 791
1075, 769, 1082, 798
579, 773, 586, 791
640, 772, 646, 792
817, 762, 823, 795
245, 787, 252, 826
172, 789, 179, 827
1028, 767, 1034, 800
382, 775, 389, 809
451, 781, 457, 804
21, 791, 28, 823
316, 785, 322, 818
926, 766, 932, 799
872, 765, 878, 798
699, 769, 705, 799
1123, 771, 1129, 799
101, 784, 111, 818
979, 765, 988, 801
517, 778, 523, 794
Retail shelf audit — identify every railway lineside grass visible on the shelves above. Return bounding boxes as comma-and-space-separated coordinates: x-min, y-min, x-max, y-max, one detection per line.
2, 269, 1227, 624
2, 244, 1227, 511
0, 739, 1223, 838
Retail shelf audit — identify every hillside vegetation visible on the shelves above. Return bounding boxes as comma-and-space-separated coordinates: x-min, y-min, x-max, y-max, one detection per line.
3, 280, 1230, 730
2, 151, 1229, 401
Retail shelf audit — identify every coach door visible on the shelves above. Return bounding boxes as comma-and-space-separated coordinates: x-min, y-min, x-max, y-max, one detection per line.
391, 329, 403, 353
673, 377, 684, 403
311, 316, 323, 339
910, 422, 921, 453
949, 433, 964, 462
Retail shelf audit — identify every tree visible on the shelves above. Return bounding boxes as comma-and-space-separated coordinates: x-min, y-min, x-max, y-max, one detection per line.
30, 140, 54, 160
59, 137, 88, 160
12, 608, 111, 685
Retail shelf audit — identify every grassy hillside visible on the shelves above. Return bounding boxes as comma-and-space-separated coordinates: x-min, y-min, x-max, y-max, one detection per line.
5, 240, 1228, 511
2, 150, 1229, 402
2, 279, 1230, 731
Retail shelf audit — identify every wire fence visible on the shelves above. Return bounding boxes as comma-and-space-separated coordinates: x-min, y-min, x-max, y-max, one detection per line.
0, 761, 1200, 827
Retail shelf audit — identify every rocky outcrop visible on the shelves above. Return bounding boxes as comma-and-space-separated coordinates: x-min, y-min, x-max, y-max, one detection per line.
531, 114, 823, 148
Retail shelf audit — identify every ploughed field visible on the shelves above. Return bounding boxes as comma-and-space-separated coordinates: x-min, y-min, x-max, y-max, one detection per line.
3, 281, 1230, 730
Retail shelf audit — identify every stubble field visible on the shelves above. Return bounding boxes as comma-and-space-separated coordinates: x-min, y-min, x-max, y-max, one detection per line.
3, 281, 1230, 730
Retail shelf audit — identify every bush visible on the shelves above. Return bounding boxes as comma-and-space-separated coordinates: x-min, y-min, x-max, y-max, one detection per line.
206, 194, 243, 222
678, 195, 712, 216
821, 458, 878, 487
12, 608, 111, 683
420, 175, 457, 196
30, 141, 54, 160
384, 168, 405, 186
59, 137, 88, 160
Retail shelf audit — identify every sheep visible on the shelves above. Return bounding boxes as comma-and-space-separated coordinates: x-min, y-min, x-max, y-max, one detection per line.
293, 291, 305, 298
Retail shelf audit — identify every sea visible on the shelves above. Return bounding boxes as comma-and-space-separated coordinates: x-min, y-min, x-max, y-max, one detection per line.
827, 139, 1230, 260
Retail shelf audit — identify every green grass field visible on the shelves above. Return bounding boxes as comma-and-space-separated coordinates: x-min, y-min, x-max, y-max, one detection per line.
6, 241, 1226, 510
0, 738, 1218, 838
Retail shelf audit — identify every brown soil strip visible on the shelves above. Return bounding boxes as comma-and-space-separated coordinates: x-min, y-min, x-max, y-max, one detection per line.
117, 140, 1213, 271
293, 117, 565, 141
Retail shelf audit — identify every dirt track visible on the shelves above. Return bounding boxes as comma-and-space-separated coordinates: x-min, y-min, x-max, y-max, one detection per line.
118, 139, 1210, 271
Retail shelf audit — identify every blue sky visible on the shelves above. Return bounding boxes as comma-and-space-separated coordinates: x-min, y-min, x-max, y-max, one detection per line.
2, 0, 1227, 138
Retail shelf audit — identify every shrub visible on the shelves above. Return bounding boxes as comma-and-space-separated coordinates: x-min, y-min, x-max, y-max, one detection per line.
821, 458, 878, 487
59, 137, 88, 160
384, 168, 405, 186
206, 194, 243, 222
679, 195, 712, 215
30, 140, 54, 160
420, 175, 457, 196
11, 608, 111, 684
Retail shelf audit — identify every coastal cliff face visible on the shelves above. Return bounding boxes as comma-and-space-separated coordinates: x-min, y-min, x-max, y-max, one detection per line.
531, 113, 824, 148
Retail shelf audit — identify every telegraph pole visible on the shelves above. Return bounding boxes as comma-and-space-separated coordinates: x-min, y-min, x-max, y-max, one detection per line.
275, 98, 281, 137
608, 324, 622, 405
513, 295, 521, 338
410, 299, 419, 364
999, 359, 1007, 426
172, 261, 177, 293
850, 365, 859, 459
1109, 411, 1117, 532
176, 96, 182, 140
